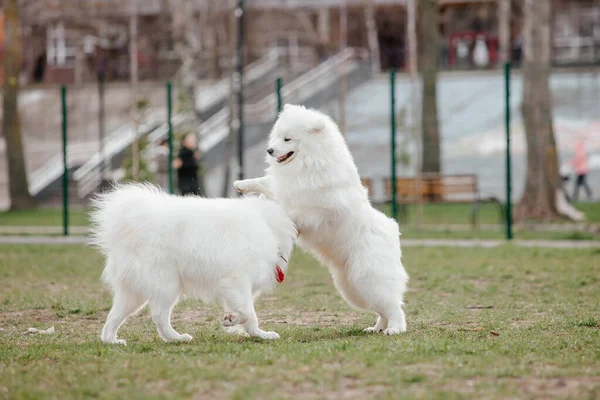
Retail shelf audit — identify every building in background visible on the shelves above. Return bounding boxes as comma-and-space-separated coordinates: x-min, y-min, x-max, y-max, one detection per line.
20, 0, 175, 84
4, 0, 599, 86
552, 0, 600, 66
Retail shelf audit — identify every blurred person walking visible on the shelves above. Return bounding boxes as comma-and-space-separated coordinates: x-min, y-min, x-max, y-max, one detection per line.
571, 139, 593, 202
173, 133, 204, 196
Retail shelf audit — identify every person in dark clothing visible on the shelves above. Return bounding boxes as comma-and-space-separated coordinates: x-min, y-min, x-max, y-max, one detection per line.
173, 133, 201, 196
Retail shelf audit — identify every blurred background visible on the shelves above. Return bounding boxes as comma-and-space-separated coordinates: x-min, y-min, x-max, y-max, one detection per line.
0, 0, 599, 237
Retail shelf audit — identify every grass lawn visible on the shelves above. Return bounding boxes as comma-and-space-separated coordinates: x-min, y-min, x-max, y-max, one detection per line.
0, 208, 90, 227
401, 228, 600, 241
1, 244, 599, 399
1, 203, 600, 241
380, 202, 600, 241
380, 202, 600, 226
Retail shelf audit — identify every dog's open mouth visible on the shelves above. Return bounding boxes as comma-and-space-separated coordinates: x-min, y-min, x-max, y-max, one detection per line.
276, 151, 294, 163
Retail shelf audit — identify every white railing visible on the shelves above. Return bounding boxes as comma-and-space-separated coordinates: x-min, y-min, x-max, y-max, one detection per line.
29, 49, 361, 200
195, 49, 359, 154
195, 52, 279, 112
28, 145, 97, 195
27, 54, 279, 200
73, 110, 190, 199
69, 53, 279, 199
76, 169, 101, 199
246, 48, 357, 123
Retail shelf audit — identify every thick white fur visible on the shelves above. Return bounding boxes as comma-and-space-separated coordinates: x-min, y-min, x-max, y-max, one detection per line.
234, 104, 409, 335
90, 183, 296, 344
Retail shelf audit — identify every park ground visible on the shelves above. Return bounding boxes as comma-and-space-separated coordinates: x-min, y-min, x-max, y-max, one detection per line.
1, 201, 600, 240
1, 243, 599, 399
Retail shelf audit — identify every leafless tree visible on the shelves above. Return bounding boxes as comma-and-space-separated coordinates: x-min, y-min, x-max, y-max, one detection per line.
498, 0, 511, 63
166, 0, 207, 194
515, 0, 561, 220
363, 0, 380, 72
221, 0, 237, 198
419, 0, 441, 174
3, 0, 37, 209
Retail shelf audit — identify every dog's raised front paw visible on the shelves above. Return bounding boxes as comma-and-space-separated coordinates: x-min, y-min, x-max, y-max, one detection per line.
233, 180, 248, 193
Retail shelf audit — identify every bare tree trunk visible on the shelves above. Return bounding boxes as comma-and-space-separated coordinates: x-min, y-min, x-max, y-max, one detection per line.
363, 0, 380, 73
318, 8, 330, 45
207, 25, 220, 79
3, 0, 37, 210
419, 0, 441, 174
168, 0, 206, 193
407, 0, 422, 227
221, 0, 237, 197
516, 0, 561, 221
338, 2, 347, 135
498, 0, 511, 63
222, 76, 236, 198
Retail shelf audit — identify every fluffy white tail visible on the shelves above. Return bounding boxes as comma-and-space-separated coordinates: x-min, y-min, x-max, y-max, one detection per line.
88, 182, 165, 254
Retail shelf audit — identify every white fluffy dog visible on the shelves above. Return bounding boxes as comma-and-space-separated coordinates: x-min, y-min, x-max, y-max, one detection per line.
234, 104, 409, 335
90, 184, 296, 344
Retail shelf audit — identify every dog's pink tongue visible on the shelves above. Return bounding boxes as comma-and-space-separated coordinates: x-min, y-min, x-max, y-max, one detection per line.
277, 155, 286, 162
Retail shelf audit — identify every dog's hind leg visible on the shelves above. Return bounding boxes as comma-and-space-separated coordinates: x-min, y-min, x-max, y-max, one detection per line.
364, 315, 388, 333
220, 280, 279, 340
149, 280, 192, 343
101, 288, 146, 345
382, 307, 407, 336
241, 303, 280, 340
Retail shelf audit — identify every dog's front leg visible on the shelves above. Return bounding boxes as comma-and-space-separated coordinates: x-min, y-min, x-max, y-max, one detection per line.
233, 176, 274, 199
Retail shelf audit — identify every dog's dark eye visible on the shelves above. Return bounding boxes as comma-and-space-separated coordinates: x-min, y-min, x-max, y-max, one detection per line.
284, 138, 291, 142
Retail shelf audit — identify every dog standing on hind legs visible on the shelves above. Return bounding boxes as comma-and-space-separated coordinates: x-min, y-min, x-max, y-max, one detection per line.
235, 104, 408, 335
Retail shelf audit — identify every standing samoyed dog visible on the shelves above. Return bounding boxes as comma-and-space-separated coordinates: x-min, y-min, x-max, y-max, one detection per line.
234, 104, 409, 335
90, 184, 296, 344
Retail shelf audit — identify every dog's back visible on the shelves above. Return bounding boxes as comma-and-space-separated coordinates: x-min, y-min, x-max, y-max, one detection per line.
90, 184, 296, 291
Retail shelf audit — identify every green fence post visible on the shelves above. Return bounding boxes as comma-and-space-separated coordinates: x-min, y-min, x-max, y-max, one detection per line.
235, 0, 245, 182
167, 81, 174, 194
504, 62, 513, 240
61, 85, 69, 236
390, 69, 397, 221
276, 77, 283, 114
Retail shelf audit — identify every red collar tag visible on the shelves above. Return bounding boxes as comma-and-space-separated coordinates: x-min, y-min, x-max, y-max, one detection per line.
275, 266, 285, 283
275, 252, 287, 283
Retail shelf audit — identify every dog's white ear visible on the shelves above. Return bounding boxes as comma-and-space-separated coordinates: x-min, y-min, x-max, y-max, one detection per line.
283, 104, 293, 111
309, 113, 326, 133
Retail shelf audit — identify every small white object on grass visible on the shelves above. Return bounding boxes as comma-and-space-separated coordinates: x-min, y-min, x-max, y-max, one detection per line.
25, 326, 55, 335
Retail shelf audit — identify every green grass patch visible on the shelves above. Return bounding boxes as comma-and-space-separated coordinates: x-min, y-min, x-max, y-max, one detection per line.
2, 203, 599, 242
0, 208, 90, 227
576, 202, 600, 223
380, 202, 600, 225
401, 228, 599, 241
1, 244, 599, 399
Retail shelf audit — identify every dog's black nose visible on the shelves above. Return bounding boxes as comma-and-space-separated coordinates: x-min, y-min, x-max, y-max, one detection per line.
267, 148, 274, 155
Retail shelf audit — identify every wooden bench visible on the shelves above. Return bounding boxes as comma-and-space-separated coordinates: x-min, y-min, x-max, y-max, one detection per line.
361, 174, 504, 226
